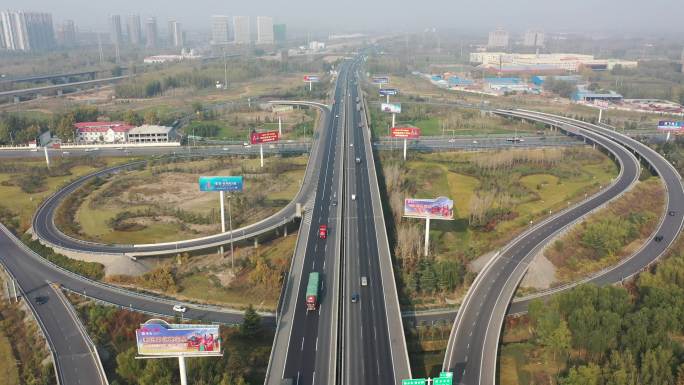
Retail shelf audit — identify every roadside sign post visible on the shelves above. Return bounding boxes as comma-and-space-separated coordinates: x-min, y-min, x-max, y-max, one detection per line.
278, 116, 282, 136
404, 197, 454, 257
304, 75, 320, 92
657, 120, 684, 142
251, 130, 279, 167
136, 320, 222, 385
392, 113, 396, 130
199, 176, 243, 267
390, 126, 420, 161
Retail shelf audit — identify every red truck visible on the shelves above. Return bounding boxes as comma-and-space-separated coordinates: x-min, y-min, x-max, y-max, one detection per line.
319, 224, 327, 239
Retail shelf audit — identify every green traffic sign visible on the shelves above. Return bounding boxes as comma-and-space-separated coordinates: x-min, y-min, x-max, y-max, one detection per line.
433, 377, 453, 385
401, 379, 426, 385
439, 372, 454, 378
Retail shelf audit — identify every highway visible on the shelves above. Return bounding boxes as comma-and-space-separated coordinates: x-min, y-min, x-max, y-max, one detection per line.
265, 61, 349, 385
31, 103, 330, 258
342, 65, 410, 385
442, 109, 684, 385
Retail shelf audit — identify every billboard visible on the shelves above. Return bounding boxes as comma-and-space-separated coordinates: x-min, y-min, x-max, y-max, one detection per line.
657, 121, 684, 131
250, 130, 280, 144
381, 103, 402, 114
199, 176, 243, 192
379, 88, 399, 96
136, 321, 222, 356
372, 76, 390, 85
404, 197, 454, 220
391, 126, 421, 139
304, 75, 320, 82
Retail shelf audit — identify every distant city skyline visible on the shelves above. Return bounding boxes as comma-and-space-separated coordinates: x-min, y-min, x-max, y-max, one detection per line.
2, 0, 683, 36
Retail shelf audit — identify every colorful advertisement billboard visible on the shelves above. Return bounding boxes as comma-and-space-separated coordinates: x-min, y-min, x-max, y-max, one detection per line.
391, 126, 421, 139
136, 322, 221, 356
657, 121, 684, 131
404, 197, 454, 220
381, 103, 402, 114
372, 76, 390, 85
250, 130, 280, 144
379, 88, 399, 96
304, 75, 320, 82
199, 176, 243, 192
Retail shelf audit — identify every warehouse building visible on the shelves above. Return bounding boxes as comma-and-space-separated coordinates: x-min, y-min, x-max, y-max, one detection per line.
127, 125, 176, 143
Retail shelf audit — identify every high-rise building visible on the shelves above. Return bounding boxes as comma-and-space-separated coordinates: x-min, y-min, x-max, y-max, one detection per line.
233, 16, 250, 45
110, 15, 123, 46
211, 15, 230, 45
256, 16, 273, 45
0, 11, 55, 51
273, 23, 286, 44
488, 28, 509, 48
169, 20, 183, 47
167, 19, 175, 46
523, 30, 544, 47
145, 17, 157, 49
127, 14, 142, 46
56, 19, 76, 46
680, 48, 684, 74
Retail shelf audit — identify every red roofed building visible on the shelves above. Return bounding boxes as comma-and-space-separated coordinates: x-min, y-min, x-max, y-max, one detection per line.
75, 122, 134, 143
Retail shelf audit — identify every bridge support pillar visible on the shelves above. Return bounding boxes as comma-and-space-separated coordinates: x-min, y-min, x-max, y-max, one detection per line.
254, 237, 259, 249
57, 89, 63, 96
13, 96, 19, 104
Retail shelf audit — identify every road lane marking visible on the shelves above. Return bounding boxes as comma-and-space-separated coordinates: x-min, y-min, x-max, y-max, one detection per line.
301, 337, 305, 351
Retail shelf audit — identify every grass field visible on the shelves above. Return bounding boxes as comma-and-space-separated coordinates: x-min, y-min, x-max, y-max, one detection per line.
382, 147, 618, 309
0, 158, 135, 232
0, 331, 19, 385
71, 156, 306, 244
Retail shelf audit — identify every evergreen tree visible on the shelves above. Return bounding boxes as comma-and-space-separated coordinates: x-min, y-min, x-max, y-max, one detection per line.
240, 304, 261, 338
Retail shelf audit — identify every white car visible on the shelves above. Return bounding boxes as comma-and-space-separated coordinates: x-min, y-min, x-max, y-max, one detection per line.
350, 143, 353, 147
223, 147, 229, 151
472, 140, 478, 144
351, 194, 356, 201
361, 276, 368, 286
448, 138, 456, 143
173, 304, 187, 313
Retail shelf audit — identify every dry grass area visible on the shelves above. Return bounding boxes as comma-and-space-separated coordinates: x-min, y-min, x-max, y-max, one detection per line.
70, 156, 306, 244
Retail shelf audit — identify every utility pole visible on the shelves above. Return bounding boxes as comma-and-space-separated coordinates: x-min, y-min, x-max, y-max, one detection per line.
223, 50, 228, 90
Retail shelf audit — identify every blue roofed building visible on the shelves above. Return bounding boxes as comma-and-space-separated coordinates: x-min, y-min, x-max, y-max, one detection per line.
484, 77, 520, 85
531, 75, 582, 86
448, 77, 474, 86
572, 86, 623, 102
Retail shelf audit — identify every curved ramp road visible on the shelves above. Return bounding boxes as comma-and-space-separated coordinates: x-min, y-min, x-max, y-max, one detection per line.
32, 102, 330, 258
442, 110, 684, 385
442, 112, 642, 385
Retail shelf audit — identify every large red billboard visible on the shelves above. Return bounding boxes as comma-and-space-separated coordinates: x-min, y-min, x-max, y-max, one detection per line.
250, 130, 280, 145
391, 126, 421, 139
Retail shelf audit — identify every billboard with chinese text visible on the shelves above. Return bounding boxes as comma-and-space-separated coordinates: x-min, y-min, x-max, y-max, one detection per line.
381, 103, 402, 114
379, 88, 399, 96
136, 322, 221, 356
199, 176, 243, 192
372, 76, 390, 85
304, 75, 320, 82
391, 126, 421, 139
404, 197, 454, 220
250, 130, 280, 144
657, 121, 684, 131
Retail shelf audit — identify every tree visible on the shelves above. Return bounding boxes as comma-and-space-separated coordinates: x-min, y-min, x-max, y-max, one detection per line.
144, 110, 160, 125
544, 319, 571, 370
124, 110, 144, 126
640, 348, 673, 385
54, 114, 75, 141
602, 350, 638, 385
560, 363, 601, 385
675, 363, 684, 385
240, 305, 261, 338
116, 347, 146, 383
419, 261, 437, 293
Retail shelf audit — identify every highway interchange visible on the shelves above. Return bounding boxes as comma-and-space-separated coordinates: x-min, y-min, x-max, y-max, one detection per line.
0, 55, 682, 385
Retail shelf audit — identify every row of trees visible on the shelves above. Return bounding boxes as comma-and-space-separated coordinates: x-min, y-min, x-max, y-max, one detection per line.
79, 302, 269, 385
525, 246, 684, 385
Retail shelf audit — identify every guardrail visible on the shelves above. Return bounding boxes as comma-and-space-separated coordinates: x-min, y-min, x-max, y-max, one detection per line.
51, 283, 109, 385
0, 261, 62, 385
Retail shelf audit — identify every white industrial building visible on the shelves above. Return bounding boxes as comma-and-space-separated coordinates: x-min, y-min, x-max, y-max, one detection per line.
127, 125, 176, 143
469, 52, 638, 72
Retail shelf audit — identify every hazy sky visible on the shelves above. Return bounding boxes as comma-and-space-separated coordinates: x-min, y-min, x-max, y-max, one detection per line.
5, 0, 684, 35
